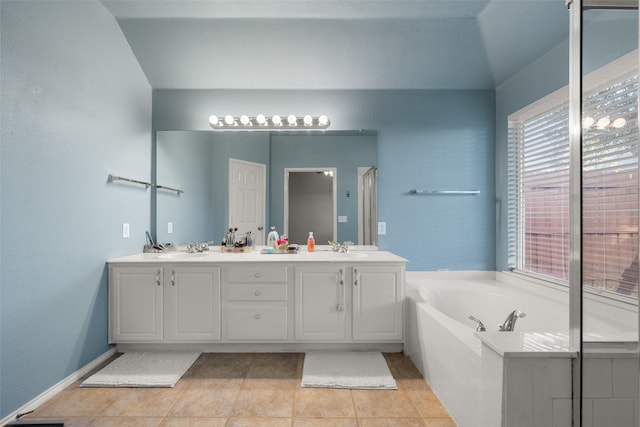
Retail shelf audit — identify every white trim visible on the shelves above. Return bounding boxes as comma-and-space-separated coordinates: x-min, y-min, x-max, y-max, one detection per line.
0, 348, 117, 426
115, 343, 403, 353
357, 167, 369, 245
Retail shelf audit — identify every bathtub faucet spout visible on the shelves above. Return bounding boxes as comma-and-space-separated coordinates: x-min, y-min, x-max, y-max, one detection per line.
499, 310, 526, 332
468, 315, 486, 332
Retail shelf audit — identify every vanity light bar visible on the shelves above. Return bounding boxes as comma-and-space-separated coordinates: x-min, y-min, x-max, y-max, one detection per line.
208, 114, 330, 130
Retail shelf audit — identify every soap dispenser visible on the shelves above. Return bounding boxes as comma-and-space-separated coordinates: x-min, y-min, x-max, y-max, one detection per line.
267, 226, 279, 248
307, 232, 315, 252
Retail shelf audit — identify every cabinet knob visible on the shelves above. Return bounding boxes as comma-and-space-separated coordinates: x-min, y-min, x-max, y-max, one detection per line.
254, 273, 261, 278
254, 290, 262, 296
254, 314, 262, 320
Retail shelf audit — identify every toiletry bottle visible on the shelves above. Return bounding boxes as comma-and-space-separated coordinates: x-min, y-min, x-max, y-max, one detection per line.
267, 226, 279, 248
307, 232, 315, 252
226, 227, 235, 248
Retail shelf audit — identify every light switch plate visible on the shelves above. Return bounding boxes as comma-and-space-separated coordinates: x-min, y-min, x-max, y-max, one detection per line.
122, 223, 130, 239
168, 222, 173, 234
338, 216, 348, 223
378, 222, 386, 235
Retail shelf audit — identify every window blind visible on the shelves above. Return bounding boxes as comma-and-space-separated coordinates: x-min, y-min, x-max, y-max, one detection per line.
582, 71, 639, 297
508, 50, 638, 298
510, 102, 571, 281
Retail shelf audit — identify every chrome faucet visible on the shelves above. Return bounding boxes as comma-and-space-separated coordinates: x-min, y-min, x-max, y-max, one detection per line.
329, 240, 353, 253
499, 310, 526, 332
468, 315, 486, 332
187, 242, 209, 253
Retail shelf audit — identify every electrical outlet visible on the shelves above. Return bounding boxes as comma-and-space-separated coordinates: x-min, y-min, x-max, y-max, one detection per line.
122, 223, 130, 239
377, 222, 386, 235
168, 222, 173, 234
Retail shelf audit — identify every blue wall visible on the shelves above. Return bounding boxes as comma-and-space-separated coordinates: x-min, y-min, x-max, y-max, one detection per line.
155, 131, 271, 245
153, 89, 496, 271
0, 0, 151, 419
270, 133, 377, 244
156, 131, 215, 244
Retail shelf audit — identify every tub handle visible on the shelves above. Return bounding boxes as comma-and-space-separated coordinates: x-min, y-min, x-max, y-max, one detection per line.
468, 315, 486, 332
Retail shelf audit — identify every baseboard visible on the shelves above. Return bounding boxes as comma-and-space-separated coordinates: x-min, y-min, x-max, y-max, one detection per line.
115, 342, 404, 353
0, 347, 117, 426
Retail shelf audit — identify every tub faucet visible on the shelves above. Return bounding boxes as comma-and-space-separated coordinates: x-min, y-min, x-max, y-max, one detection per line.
499, 309, 526, 332
468, 315, 486, 332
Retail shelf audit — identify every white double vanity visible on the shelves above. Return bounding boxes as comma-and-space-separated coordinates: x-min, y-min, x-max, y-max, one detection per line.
108, 248, 407, 351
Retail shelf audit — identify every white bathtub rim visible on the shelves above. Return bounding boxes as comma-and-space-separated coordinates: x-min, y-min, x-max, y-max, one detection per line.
407, 270, 638, 338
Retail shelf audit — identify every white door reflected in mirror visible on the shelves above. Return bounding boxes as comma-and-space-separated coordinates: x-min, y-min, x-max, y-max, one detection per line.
229, 158, 266, 246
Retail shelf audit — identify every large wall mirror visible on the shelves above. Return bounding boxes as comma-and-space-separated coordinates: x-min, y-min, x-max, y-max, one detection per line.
154, 130, 377, 246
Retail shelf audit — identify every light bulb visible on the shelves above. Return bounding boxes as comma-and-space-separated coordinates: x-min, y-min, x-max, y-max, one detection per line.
596, 117, 610, 129
256, 114, 266, 125
240, 115, 250, 125
224, 115, 235, 125
272, 115, 282, 125
612, 117, 626, 128
303, 115, 313, 126
287, 115, 297, 126
318, 115, 329, 126
582, 116, 595, 129
209, 115, 219, 126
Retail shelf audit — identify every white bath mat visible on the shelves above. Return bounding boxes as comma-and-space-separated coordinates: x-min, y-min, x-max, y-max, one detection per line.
81, 350, 200, 388
301, 351, 397, 389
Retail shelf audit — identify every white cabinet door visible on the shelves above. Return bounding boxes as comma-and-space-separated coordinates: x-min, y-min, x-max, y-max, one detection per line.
109, 266, 163, 342
165, 267, 221, 341
295, 266, 347, 341
352, 265, 403, 341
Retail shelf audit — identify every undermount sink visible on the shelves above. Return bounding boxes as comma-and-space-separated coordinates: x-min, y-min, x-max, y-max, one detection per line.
157, 252, 209, 259
344, 252, 369, 259
346, 252, 369, 258
318, 251, 369, 259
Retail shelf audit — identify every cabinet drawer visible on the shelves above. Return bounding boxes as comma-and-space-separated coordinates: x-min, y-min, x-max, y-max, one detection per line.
225, 306, 288, 340
225, 266, 287, 283
227, 284, 288, 301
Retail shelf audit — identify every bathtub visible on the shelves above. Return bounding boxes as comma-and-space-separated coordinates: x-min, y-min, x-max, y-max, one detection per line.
404, 271, 638, 427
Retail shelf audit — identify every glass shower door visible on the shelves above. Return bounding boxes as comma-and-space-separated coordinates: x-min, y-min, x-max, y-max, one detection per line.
574, 2, 639, 425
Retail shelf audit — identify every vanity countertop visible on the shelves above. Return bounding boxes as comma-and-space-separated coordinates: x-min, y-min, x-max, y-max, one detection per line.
108, 248, 407, 264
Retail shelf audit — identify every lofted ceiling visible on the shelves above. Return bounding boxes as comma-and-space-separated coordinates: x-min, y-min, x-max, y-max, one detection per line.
100, 0, 570, 90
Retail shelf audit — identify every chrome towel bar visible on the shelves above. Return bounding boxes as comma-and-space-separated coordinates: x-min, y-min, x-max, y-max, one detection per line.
108, 174, 151, 188
156, 184, 185, 195
409, 189, 480, 195
108, 174, 184, 195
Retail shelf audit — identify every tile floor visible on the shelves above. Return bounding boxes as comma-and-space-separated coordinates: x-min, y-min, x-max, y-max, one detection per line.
23, 352, 456, 427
